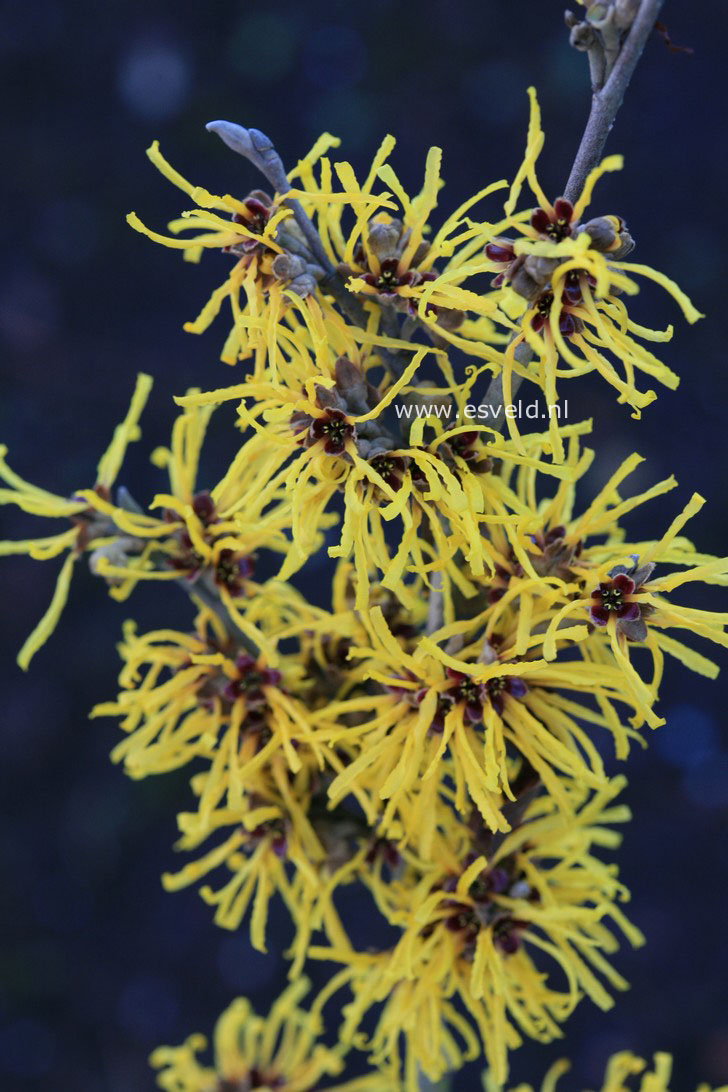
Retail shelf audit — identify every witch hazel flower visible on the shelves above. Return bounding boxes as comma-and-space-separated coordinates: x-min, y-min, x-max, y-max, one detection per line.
589, 559, 655, 641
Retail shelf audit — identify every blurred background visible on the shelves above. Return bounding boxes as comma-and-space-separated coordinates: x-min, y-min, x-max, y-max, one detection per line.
1, 0, 727, 1087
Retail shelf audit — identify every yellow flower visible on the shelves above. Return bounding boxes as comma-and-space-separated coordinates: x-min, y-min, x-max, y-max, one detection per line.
485, 1050, 728, 1092
175, 313, 586, 611
455, 434, 727, 734
310, 777, 642, 1089
127, 136, 346, 364
517, 458, 728, 729
92, 600, 329, 781
151, 978, 395, 1092
325, 603, 642, 846
0, 373, 152, 668
90, 397, 312, 642
482, 88, 702, 448
293, 132, 509, 365
94, 601, 376, 964
159, 754, 380, 969
0, 379, 310, 664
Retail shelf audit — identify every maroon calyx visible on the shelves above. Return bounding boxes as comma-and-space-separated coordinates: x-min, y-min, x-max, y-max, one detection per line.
223, 655, 281, 706
224, 193, 273, 256
589, 572, 640, 627
563, 269, 596, 306
168, 530, 205, 580
247, 1070, 285, 1090
447, 430, 480, 462
531, 290, 580, 336
243, 815, 288, 860
191, 490, 216, 525
589, 560, 655, 641
484, 673, 527, 716
484, 240, 516, 265
368, 453, 407, 491
360, 255, 437, 298
464, 859, 510, 903
530, 197, 574, 242
308, 408, 355, 456
214, 549, 255, 596
493, 916, 528, 954
365, 836, 401, 871
414, 687, 452, 734
446, 670, 486, 725
420, 666, 528, 727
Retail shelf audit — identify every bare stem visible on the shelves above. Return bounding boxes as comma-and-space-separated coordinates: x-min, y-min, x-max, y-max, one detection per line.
563, 0, 665, 203
426, 570, 445, 635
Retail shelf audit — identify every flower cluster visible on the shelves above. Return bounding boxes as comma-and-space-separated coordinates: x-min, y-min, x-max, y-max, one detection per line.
151, 979, 393, 1091
1, 80, 724, 1092
485, 1049, 727, 1092
310, 777, 643, 1086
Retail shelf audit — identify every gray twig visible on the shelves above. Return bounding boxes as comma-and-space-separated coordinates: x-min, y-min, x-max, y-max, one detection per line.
206, 120, 368, 330
479, 338, 533, 429
426, 570, 445, 636
563, 0, 665, 204
183, 573, 258, 655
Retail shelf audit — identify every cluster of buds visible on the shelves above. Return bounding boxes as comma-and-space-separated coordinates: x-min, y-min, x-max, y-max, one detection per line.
223, 187, 324, 298
167, 490, 255, 595
290, 356, 397, 460
566, 0, 641, 89
486, 201, 635, 336
337, 216, 437, 311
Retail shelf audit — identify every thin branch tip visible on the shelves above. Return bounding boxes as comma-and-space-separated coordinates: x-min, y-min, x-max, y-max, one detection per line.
564, 0, 665, 203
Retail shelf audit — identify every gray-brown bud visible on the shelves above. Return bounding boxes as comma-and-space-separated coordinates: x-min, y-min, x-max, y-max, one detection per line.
367, 220, 403, 261
581, 216, 619, 251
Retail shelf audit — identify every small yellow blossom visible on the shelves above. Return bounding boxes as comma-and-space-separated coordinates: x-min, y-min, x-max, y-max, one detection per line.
92, 601, 332, 781
127, 137, 344, 364
91, 396, 315, 645
0, 373, 152, 668
485, 1050, 728, 1092
94, 602, 376, 964
151, 978, 396, 1092
479, 444, 728, 728
311, 777, 642, 1089
294, 132, 509, 364
482, 89, 702, 447
325, 604, 641, 844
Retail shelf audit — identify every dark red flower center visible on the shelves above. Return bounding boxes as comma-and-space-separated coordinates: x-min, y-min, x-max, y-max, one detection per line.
531, 197, 574, 241
376, 262, 400, 289
224, 655, 281, 706
369, 454, 406, 490
215, 548, 255, 593
191, 490, 216, 524
310, 409, 354, 455
232, 196, 271, 237
590, 573, 641, 627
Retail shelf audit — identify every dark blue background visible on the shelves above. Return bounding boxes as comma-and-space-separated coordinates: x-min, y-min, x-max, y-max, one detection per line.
1, 1, 727, 1088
